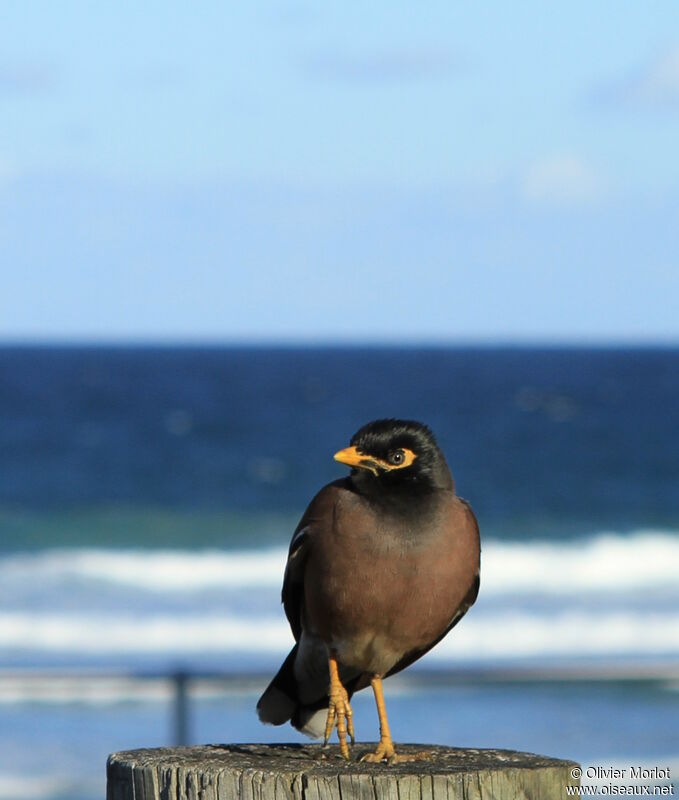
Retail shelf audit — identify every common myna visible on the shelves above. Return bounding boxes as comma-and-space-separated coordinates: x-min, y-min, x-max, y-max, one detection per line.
257, 419, 480, 763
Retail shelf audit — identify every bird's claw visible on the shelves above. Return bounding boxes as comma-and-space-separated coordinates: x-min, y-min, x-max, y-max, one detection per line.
360, 739, 394, 763
361, 739, 431, 764
323, 683, 355, 759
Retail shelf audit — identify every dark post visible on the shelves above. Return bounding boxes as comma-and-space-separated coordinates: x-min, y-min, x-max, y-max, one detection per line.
172, 671, 189, 746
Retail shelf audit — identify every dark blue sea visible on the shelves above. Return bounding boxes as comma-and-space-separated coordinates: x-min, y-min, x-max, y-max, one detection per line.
1, 346, 678, 798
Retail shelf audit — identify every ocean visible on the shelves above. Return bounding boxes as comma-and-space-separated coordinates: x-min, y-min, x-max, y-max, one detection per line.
1, 346, 678, 799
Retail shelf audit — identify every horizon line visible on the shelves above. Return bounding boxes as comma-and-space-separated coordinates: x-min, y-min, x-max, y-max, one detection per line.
1, 335, 679, 350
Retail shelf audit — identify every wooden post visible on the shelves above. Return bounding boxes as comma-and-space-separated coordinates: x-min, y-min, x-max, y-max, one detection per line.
107, 743, 580, 800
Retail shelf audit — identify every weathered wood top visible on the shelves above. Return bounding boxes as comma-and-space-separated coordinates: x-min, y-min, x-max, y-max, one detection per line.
107, 743, 580, 800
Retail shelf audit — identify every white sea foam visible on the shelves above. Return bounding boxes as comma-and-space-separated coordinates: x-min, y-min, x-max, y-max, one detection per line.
0, 612, 290, 653
481, 531, 679, 595
427, 610, 679, 659
0, 773, 88, 800
0, 674, 245, 705
0, 547, 286, 591
2, 530, 678, 595
1, 608, 677, 659
1, 531, 678, 662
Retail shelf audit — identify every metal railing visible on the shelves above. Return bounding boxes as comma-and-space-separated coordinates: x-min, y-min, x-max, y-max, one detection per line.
2, 662, 677, 746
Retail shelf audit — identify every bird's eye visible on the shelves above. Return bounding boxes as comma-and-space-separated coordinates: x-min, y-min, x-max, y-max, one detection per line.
389, 450, 405, 465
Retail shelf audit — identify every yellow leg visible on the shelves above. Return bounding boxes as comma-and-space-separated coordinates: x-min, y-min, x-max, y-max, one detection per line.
361, 676, 430, 764
323, 654, 355, 760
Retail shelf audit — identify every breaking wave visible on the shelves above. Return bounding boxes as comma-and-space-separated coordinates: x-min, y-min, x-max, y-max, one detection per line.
1, 531, 677, 662
0, 608, 677, 661
2, 529, 677, 594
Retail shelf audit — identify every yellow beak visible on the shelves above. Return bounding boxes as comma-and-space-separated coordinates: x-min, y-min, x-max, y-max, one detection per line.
333, 446, 366, 468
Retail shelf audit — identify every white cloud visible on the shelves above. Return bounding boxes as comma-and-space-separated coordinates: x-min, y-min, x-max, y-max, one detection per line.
640, 47, 679, 103
0, 155, 19, 186
601, 46, 679, 109
521, 155, 604, 207
303, 47, 459, 83
0, 62, 55, 94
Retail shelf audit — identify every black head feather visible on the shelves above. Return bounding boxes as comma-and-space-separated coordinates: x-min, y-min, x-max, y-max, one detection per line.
347, 418, 453, 495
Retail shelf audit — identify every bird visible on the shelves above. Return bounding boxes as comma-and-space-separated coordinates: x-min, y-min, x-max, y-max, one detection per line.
257, 419, 480, 763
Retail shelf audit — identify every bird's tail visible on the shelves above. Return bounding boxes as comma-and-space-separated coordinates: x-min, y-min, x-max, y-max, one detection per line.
257, 643, 363, 739
256, 644, 328, 738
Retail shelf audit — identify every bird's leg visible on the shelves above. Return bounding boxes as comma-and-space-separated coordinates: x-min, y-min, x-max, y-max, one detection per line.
361, 676, 430, 764
323, 653, 355, 759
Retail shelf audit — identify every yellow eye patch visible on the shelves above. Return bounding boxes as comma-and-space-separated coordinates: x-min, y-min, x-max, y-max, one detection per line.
333, 446, 417, 474
385, 448, 417, 469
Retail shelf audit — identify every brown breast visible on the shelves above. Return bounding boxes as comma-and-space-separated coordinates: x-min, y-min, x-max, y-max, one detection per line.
303, 485, 480, 675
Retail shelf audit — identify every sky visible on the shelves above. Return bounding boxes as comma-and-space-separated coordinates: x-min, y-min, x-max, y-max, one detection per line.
1, 2, 679, 343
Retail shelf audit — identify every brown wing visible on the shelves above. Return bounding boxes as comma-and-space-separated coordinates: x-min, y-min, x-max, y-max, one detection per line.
385, 573, 479, 678
385, 498, 481, 678
281, 479, 350, 641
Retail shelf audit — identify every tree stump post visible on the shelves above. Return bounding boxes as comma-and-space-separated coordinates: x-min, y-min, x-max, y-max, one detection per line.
107, 743, 581, 800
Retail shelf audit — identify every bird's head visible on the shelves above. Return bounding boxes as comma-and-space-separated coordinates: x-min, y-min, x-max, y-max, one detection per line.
333, 419, 453, 495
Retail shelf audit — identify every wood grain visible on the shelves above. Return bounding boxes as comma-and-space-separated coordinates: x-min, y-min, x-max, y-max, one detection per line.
107, 743, 580, 800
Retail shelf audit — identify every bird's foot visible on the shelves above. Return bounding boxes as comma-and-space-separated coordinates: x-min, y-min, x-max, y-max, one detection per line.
361, 738, 431, 764
323, 682, 355, 760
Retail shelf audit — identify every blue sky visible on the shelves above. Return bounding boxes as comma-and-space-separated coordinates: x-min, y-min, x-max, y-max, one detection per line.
2, 2, 679, 342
